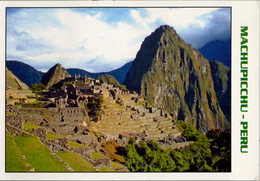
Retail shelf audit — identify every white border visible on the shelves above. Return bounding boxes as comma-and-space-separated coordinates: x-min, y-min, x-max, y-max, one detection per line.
0, 1, 259, 180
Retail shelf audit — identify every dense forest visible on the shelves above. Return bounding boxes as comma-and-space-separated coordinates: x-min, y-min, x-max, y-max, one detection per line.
122, 121, 231, 172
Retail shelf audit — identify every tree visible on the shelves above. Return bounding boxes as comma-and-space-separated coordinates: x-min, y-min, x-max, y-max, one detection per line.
29, 83, 46, 93
206, 128, 231, 171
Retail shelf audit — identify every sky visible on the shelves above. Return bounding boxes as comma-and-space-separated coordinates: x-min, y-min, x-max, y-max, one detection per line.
6, 8, 231, 73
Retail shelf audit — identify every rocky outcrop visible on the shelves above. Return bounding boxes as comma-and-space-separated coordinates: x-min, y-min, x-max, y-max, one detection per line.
41, 63, 71, 89
124, 25, 230, 133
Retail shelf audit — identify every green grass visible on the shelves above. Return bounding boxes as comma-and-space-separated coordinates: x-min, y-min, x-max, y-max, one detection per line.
6, 133, 29, 172
23, 101, 46, 105
46, 132, 63, 140
14, 135, 68, 172
91, 152, 106, 160
111, 161, 125, 170
13, 104, 21, 108
69, 141, 87, 148
42, 114, 52, 118
57, 152, 96, 172
27, 113, 41, 116
100, 166, 114, 172
23, 123, 40, 130
137, 100, 144, 106
6, 112, 16, 117
20, 108, 45, 110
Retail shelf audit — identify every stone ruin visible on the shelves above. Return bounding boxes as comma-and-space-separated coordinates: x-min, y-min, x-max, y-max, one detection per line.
6, 74, 190, 172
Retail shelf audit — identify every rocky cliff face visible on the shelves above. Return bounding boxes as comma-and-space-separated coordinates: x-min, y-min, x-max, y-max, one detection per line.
124, 25, 229, 133
41, 63, 71, 88
210, 61, 231, 121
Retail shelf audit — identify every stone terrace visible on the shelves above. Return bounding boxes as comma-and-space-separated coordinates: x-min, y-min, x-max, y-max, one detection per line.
92, 94, 182, 142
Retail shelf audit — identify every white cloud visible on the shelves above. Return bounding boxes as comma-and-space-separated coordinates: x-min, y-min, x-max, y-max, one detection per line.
145, 8, 218, 28
6, 8, 230, 72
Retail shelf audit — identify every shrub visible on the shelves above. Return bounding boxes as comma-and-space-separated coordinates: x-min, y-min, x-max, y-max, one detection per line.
29, 83, 46, 93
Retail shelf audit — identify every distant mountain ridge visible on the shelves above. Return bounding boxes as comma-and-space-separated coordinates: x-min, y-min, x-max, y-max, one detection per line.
67, 61, 132, 84
7, 60, 132, 86
199, 39, 231, 67
6, 60, 44, 86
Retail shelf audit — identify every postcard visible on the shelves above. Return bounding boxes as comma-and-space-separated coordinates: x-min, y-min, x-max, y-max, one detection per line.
0, 0, 259, 180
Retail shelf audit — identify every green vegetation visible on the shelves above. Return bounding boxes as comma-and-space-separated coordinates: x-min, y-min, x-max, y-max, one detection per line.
93, 131, 101, 139
29, 83, 46, 93
111, 161, 126, 170
23, 123, 40, 130
13, 103, 21, 108
23, 100, 47, 105
6, 112, 16, 117
122, 122, 231, 172
42, 114, 52, 118
46, 132, 63, 140
98, 74, 120, 87
20, 107, 45, 110
91, 152, 106, 160
206, 128, 231, 171
98, 74, 127, 90
6, 133, 29, 172
57, 152, 96, 172
102, 140, 125, 163
87, 96, 104, 117
100, 166, 114, 172
177, 120, 205, 141
69, 141, 87, 148
14, 135, 68, 171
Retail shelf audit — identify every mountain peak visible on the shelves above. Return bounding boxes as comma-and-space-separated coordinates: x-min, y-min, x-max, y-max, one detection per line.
41, 63, 71, 88
123, 25, 182, 93
157, 25, 175, 32
124, 25, 229, 132
54, 63, 62, 67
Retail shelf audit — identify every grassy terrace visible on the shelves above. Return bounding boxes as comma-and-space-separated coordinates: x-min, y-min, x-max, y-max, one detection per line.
111, 161, 126, 171
69, 141, 88, 148
6, 112, 17, 117
23, 123, 40, 130
14, 135, 68, 172
91, 152, 107, 160
57, 152, 96, 172
46, 132, 63, 140
100, 166, 113, 172
6, 133, 29, 172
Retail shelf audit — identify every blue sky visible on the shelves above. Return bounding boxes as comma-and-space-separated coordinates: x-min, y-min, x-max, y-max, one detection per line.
6, 8, 231, 72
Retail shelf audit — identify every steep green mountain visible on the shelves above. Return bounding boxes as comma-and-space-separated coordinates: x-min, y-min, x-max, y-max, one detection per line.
67, 61, 132, 84
199, 39, 231, 67
123, 25, 229, 133
6, 60, 44, 86
41, 63, 71, 89
210, 61, 231, 121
